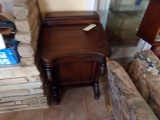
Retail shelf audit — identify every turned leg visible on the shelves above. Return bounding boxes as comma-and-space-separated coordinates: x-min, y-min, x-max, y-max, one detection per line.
100, 63, 106, 75
93, 62, 106, 100
51, 86, 60, 104
46, 67, 60, 104
92, 62, 104, 100
93, 82, 100, 100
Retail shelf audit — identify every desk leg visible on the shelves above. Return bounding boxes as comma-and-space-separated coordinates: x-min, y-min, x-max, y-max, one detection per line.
93, 81, 100, 100
100, 63, 106, 75
51, 86, 60, 105
93, 62, 101, 100
46, 68, 60, 104
93, 62, 106, 99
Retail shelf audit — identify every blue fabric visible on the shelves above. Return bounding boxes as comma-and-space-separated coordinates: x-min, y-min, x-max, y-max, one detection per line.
135, 54, 154, 68
0, 20, 15, 28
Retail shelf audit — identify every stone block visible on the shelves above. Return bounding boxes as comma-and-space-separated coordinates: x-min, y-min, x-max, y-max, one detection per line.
15, 18, 39, 43
13, 1, 34, 19
15, 7, 38, 32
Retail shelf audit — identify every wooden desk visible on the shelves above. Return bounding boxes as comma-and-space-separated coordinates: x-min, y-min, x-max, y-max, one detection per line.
41, 11, 111, 104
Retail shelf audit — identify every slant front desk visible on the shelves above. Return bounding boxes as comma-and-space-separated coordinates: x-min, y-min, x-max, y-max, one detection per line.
41, 11, 111, 104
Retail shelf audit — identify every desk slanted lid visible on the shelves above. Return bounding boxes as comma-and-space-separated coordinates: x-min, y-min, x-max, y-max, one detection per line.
41, 24, 111, 64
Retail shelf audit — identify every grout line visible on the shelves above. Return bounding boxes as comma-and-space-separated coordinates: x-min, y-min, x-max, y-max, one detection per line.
81, 88, 88, 120
40, 108, 43, 120
100, 84, 109, 119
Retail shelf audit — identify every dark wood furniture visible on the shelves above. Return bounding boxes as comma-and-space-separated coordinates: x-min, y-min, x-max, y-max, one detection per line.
41, 11, 111, 104
137, 0, 160, 57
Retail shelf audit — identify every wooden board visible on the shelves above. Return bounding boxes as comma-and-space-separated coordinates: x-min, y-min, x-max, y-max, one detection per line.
21, 96, 47, 105
0, 96, 48, 113
30, 88, 43, 94
1, 94, 44, 101
0, 96, 46, 105
0, 89, 30, 98
30, 103, 48, 107
0, 65, 39, 79
20, 57, 35, 66
26, 75, 41, 82
0, 102, 15, 107
0, 75, 41, 85
0, 105, 29, 111
0, 78, 28, 86
0, 105, 48, 113
0, 82, 42, 92
0, 89, 43, 98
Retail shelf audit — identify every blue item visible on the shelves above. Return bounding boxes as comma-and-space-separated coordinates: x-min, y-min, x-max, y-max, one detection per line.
135, 0, 143, 5
0, 41, 20, 64
0, 20, 15, 28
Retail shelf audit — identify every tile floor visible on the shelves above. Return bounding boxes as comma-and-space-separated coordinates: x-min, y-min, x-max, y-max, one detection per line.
0, 75, 115, 120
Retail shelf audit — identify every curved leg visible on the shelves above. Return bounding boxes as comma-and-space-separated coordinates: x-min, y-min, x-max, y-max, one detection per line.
93, 82, 100, 100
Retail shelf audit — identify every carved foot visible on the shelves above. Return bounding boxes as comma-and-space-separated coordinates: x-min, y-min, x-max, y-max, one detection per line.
52, 87, 60, 105
53, 99, 60, 105
93, 82, 100, 100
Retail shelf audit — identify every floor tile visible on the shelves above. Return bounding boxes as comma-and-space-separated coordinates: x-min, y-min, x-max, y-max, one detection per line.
43, 88, 87, 120
0, 83, 115, 120
99, 73, 108, 83
82, 84, 114, 120
101, 84, 114, 120
0, 109, 42, 120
